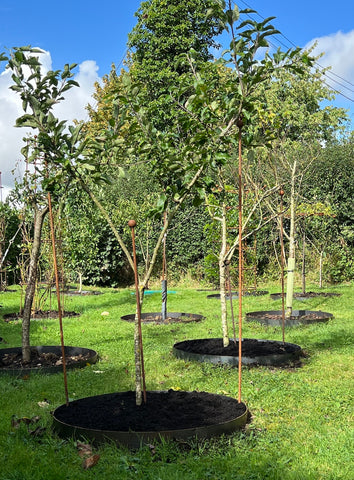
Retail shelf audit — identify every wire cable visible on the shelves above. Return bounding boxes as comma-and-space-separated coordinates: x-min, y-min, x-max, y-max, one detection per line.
235, 0, 354, 102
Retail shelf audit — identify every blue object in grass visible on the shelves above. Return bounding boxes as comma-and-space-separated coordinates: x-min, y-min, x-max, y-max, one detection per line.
131, 290, 177, 295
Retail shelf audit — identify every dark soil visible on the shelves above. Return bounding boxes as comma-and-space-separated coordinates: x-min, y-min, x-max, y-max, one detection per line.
196, 289, 219, 292
207, 291, 268, 299
174, 338, 299, 357
3, 310, 79, 322
64, 290, 102, 296
270, 292, 341, 299
247, 310, 329, 321
0, 347, 94, 370
121, 312, 204, 324
207, 293, 238, 299
54, 390, 247, 432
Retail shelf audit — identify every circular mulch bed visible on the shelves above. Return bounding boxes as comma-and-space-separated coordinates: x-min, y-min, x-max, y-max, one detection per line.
0, 346, 98, 375
197, 289, 219, 292
270, 292, 341, 301
131, 290, 177, 296
3, 310, 79, 322
53, 390, 248, 448
246, 309, 333, 326
64, 290, 103, 296
173, 338, 302, 366
207, 292, 238, 299
121, 312, 205, 324
207, 291, 268, 300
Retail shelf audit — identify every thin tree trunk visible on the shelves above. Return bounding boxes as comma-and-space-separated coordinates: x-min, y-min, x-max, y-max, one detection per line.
134, 318, 142, 405
134, 283, 146, 405
285, 162, 297, 317
77, 271, 83, 293
302, 228, 306, 294
22, 205, 49, 362
319, 250, 324, 288
219, 204, 229, 347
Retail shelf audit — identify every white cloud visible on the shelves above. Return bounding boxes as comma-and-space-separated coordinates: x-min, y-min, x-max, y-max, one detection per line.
0, 51, 101, 199
305, 30, 354, 115
54, 60, 100, 123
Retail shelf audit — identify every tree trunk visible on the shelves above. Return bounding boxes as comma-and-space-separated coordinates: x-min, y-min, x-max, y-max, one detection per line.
219, 204, 229, 347
77, 271, 83, 293
134, 315, 143, 406
22, 205, 49, 362
285, 162, 297, 317
134, 284, 146, 406
319, 250, 324, 288
302, 228, 306, 294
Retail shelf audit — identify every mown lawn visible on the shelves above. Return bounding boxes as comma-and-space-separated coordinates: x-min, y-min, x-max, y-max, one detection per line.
0, 283, 353, 480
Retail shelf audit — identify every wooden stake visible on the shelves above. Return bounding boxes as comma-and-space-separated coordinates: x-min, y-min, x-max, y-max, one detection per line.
279, 189, 286, 343
237, 119, 243, 404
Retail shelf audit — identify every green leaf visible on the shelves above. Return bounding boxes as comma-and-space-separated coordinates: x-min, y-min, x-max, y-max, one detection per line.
15, 115, 38, 129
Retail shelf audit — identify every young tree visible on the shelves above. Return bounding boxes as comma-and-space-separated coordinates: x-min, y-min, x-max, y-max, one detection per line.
303, 134, 354, 283
6, 47, 84, 361
244, 58, 347, 315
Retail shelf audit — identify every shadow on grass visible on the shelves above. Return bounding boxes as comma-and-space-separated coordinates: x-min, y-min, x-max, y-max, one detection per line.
62, 292, 137, 312
294, 327, 353, 353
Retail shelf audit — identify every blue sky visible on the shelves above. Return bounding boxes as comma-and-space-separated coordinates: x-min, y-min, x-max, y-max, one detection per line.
1, 0, 353, 76
1, 0, 353, 194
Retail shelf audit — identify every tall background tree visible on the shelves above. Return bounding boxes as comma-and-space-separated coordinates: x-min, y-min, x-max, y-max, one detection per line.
127, 0, 223, 127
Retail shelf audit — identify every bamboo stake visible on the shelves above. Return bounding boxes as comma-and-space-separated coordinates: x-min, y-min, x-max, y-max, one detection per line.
302, 222, 306, 294
237, 118, 243, 404
279, 189, 286, 343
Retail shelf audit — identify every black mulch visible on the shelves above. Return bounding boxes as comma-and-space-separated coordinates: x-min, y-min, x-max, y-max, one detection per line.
3, 310, 79, 322
54, 390, 247, 432
174, 338, 299, 357
0, 347, 93, 370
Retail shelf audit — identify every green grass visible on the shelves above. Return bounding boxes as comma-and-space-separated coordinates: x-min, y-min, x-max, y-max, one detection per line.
0, 283, 353, 480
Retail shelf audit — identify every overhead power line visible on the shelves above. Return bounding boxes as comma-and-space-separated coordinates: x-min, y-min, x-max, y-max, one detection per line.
236, 0, 354, 103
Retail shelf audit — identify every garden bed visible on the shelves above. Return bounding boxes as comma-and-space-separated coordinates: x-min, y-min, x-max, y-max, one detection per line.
3, 310, 79, 322
207, 291, 268, 300
64, 290, 103, 296
0, 345, 97, 375
121, 312, 204, 324
270, 292, 341, 300
245, 309, 333, 326
53, 389, 248, 448
173, 338, 302, 366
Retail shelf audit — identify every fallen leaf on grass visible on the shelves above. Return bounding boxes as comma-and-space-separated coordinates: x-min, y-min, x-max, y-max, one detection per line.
29, 426, 46, 437
217, 390, 230, 396
11, 415, 40, 428
148, 444, 156, 455
76, 441, 93, 458
82, 454, 100, 470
